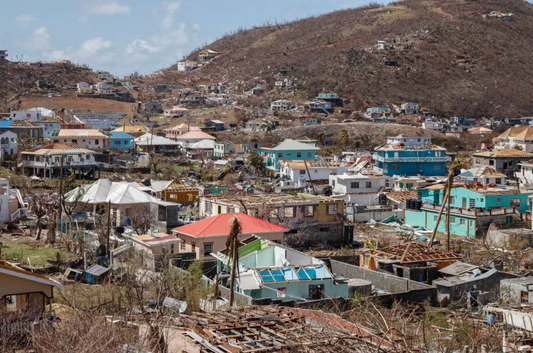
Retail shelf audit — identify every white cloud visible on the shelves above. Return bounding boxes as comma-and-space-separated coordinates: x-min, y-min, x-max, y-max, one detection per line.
125, 23, 188, 56
43, 37, 114, 65
13, 26, 53, 51
78, 1, 130, 21
126, 39, 160, 54
15, 14, 36, 25
160, 1, 181, 29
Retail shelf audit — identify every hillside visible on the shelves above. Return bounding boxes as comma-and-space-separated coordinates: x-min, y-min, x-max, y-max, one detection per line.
160, 0, 533, 118
19, 97, 136, 119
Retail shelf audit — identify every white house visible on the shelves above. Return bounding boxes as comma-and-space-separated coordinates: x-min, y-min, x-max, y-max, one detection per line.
36, 118, 61, 139
386, 134, 431, 146
9, 110, 42, 122
77, 82, 92, 94
280, 160, 344, 182
422, 118, 444, 132
28, 107, 55, 118
456, 166, 506, 186
177, 60, 197, 71
495, 126, 533, 152
401, 103, 420, 115
0, 131, 17, 158
164, 106, 189, 118
0, 178, 28, 223
270, 100, 295, 111
518, 160, 533, 186
329, 172, 391, 204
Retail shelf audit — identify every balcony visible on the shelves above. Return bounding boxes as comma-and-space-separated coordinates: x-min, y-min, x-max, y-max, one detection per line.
373, 155, 452, 163
23, 160, 96, 168
421, 201, 516, 217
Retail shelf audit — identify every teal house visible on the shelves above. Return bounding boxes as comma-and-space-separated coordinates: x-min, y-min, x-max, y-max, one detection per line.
373, 135, 451, 176
109, 131, 134, 151
259, 139, 320, 176
212, 236, 348, 301
316, 92, 342, 106
404, 184, 533, 238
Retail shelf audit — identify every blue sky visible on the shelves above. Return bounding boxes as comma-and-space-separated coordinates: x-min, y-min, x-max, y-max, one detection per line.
0, 0, 386, 76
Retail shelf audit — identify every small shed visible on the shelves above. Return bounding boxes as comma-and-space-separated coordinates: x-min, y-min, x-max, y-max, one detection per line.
84, 264, 113, 284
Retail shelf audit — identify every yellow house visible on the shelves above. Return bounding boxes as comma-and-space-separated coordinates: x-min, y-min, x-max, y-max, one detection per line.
112, 125, 149, 138
94, 82, 112, 95
77, 82, 93, 94
156, 181, 199, 205
0, 260, 62, 315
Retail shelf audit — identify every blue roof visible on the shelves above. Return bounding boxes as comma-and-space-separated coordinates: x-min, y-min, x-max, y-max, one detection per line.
109, 131, 134, 139
0, 120, 14, 127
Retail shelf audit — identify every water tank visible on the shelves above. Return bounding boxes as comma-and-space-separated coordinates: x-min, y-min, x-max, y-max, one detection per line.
347, 279, 372, 297
407, 199, 413, 210
415, 200, 422, 210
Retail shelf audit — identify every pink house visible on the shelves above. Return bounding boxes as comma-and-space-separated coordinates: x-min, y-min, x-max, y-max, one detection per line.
171, 213, 289, 259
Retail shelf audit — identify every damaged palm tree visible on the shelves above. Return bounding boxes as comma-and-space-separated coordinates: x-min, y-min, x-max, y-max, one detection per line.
225, 216, 242, 307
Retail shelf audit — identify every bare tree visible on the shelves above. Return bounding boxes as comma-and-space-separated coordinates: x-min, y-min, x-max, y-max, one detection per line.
129, 204, 158, 235
30, 194, 54, 241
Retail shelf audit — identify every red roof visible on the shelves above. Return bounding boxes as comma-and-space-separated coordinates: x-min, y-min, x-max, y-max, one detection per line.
172, 213, 289, 238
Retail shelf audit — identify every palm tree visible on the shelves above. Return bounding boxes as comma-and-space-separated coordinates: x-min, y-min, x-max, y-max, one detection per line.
316, 132, 325, 146
225, 217, 242, 307
338, 129, 349, 149
246, 150, 264, 176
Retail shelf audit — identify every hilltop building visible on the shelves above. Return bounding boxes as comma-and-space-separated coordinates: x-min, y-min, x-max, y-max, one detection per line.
259, 139, 320, 177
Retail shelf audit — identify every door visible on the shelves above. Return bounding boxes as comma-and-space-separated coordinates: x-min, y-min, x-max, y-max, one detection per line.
462, 197, 467, 208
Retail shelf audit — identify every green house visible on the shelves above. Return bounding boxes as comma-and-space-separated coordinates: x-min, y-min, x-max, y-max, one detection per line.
259, 139, 320, 176
405, 184, 533, 238
212, 236, 348, 301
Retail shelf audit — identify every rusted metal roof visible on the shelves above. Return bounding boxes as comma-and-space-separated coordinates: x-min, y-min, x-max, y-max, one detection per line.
363, 242, 461, 264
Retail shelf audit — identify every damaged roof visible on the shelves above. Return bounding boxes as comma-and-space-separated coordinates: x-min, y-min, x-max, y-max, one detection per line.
363, 242, 461, 264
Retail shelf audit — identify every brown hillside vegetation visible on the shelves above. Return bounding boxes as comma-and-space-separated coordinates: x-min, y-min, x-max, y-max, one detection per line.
19, 97, 136, 118
158, 0, 533, 118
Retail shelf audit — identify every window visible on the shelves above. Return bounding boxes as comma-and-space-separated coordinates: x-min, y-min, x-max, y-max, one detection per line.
392, 164, 400, 170
299, 170, 306, 175
489, 160, 494, 166
304, 205, 314, 217
434, 215, 438, 221
309, 284, 324, 299
460, 219, 465, 225
314, 170, 318, 173
285, 207, 295, 218
327, 203, 338, 215
191, 242, 196, 251
72, 139, 77, 143
450, 217, 456, 224
204, 243, 213, 256
277, 287, 286, 298
206, 202, 212, 213
497, 197, 501, 203
297, 152, 301, 157
366, 181, 372, 188
95, 140, 99, 145
469, 198, 475, 207
278, 153, 282, 158
480, 198, 484, 203
511, 198, 521, 207
181, 241, 186, 251
332, 180, 336, 187
434, 164, 441, 170
351, 182, 359, 189
114, 140, 121, 145
307, 152, 312, 157
450, 196, 455, 204
495, 178, 502, 184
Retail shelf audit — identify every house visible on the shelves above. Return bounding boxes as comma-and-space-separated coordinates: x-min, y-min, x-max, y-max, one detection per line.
175, 130, 216, 145
422, 117, 444, 132
500, 278, 533, 304
152, 180, 199, 205
373, 135, 451, 176
259, 139, 321, 176
212, 236, 348, 301
275, 78, 296, 87
305, 100, 333, 114
77, 82, 93, 94
0, 179, 27, 222
404, 183, 533, 237
164, 124, 201, 141
376, 40, 387, 50
198, 49, 218, 62
131, 232, 183, 271
401, 103, 420, 115
84, 265, 114, 284
52, 129, 109, 150
360, 242, 461, 282
172, 213, 289, 260
203, 119, 225, 131
365, 107, 391, 120
214, 159, 232, 170
109, 131, 134, 151
22, 143, 99, 179
144, 101, 163, 113
281, 160, 344, 182
112, 125, 149, 138
135, 134, 181, 153
456, 166, 506, 186
93, 82, 112, 94
97, 70, 113, 82
329, 172, 391, 200
213, 140, 236, 157
28, 107, 55, 118
163, 106, 189, 118
10, 110, 42, 121
0, 119, 44, 140
65, 178, 181, 229
0, 260, 62, 316
468, 126, 493, 136
472, 149, 533, 176
0, 131, 18, 158
0, 50, 7, 60
35, 117, 61, 139
250, 85, 266, 95
186, 139, 216, 159
316, 92, 342, 106
270, 99, 295, 111
177, 60, 197, 71
394, 176, 436, 191
199, 194, 344, 232
71, 111, 123, 130
495, 126, 533, 152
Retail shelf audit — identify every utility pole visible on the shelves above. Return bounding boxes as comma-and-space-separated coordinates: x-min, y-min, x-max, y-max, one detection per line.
59, 156, 63, 221
106, 199, 111, 257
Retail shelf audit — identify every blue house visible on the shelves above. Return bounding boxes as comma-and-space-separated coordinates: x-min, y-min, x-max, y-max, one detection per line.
109, 131, 134, 151
306, 100, 332, 114
404, 184, 533, 237
316, 92, 342, 107
259, 139, 320, 176
373, 135, 450, 176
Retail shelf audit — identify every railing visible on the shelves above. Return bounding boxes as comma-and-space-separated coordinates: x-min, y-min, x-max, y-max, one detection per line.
11, 208, 28, 221
421, 202, 516, 217
22, 160, 96, 167
373, 155, 451, 163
